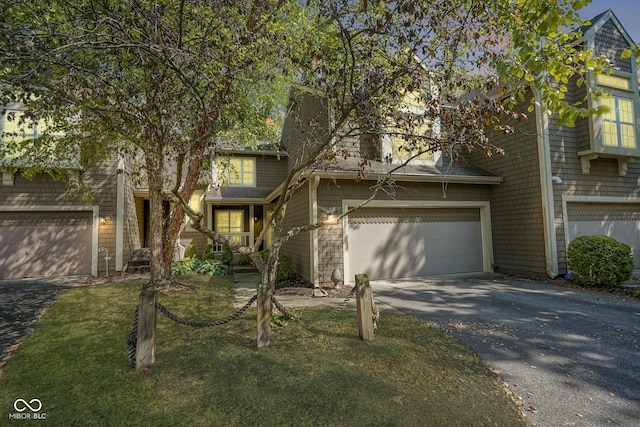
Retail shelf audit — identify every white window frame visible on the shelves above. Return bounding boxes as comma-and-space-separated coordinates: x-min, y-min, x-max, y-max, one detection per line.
228, 157, 256, 187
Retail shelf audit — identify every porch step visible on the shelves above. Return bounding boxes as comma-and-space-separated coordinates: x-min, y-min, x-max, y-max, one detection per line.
126, 248, 151, 274
230, 264, 258, 274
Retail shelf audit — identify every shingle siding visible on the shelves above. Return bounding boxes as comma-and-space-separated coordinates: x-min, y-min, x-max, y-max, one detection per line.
468, 96, 547, 278
281, 182, 311, 282
594, 19, 633, 74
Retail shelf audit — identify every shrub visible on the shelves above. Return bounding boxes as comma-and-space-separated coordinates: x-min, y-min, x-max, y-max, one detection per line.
201, 244, 215, 261
184, 244, 198, 259
171, 258, 227, 276
260, 250, 294, 282
221, 246, 234, 265
171, 257, 197, 276
567, 235, 633, 288
238, 254, 252, 265
194, 259, 228, 276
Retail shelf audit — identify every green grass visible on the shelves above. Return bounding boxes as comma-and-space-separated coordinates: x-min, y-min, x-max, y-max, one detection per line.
0, 273, 524, 426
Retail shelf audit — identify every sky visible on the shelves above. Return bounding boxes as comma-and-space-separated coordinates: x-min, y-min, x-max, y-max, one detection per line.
579, 0, 640, 42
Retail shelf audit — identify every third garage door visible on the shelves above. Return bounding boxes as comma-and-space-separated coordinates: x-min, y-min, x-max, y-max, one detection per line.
347, 207, 484, 280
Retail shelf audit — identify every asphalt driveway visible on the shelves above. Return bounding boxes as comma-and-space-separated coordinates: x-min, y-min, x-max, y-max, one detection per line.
0, 277, 82, 365
371, 273, 640, 427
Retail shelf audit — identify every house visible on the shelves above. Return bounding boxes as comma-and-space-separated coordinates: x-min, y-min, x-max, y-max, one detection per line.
277, 9, 640, 284
468, 9, 640, 278
2, 9, 637, 284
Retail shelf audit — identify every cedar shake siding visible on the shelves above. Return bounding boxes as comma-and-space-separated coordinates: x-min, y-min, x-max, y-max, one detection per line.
548, 31, 640, 272
469, 100, 548, 278
280, 181, 311, 282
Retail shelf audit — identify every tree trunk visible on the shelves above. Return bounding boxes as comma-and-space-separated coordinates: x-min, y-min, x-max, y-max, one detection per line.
162, 143, 207, 272
256, 253, 278, 348
146, 150, 172, 287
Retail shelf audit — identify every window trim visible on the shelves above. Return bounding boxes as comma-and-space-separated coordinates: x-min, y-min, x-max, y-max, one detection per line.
227, 157, 256, 187
581, 68, 640, 176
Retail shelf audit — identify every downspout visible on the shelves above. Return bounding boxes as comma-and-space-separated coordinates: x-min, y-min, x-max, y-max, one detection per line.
115, 158, 125, 271
532, 83, 559, 278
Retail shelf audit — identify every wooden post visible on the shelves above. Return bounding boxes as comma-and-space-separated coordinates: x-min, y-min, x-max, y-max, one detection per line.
355, 274, 374, 341
136, 290, 158, 370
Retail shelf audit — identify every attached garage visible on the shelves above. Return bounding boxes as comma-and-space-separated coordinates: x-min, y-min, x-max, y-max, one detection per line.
565, 202, 640, 269
344, 202, 493, 281
0, 209, 96, 279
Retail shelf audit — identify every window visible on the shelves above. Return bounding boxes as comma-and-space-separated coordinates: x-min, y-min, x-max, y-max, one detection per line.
381, 89, 440, 165
390, 122, 434, 162
1, 106, 71, 166
601, 96, 636, 149
186, 190, 203, 229
580, 70, 640, 176
228, 157, 256, 187
215, 210, 244, 243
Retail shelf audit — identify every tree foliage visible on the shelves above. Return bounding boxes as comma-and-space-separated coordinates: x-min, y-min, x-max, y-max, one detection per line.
1, 0, 606, 350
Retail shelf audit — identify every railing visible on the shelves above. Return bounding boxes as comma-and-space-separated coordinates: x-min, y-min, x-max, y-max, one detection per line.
213, 232, 251, 252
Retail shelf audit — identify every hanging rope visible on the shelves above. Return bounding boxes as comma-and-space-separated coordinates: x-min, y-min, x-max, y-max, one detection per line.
155, 294, 258, 327
127, 306, 138, 370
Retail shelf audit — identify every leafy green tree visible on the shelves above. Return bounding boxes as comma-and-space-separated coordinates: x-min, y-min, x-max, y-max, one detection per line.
1, 0, 607, 355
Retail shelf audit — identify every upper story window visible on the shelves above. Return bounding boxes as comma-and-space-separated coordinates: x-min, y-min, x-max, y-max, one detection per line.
381, 90, 441, 165
600, 96, 636, 149
1, 104, 73, 167
580, 71, 640, 176
228, 157, 256, 187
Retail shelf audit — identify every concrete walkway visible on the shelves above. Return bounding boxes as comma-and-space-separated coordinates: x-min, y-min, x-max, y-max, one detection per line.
232, 272, 402, 314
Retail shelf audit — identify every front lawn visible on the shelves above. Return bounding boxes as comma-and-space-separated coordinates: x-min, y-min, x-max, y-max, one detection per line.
0, 273, 524, 426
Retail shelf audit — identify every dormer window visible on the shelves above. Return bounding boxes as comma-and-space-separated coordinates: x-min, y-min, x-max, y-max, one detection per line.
380, 90, 441, 166
228, 157, 256, 187
579, 71, 640, 176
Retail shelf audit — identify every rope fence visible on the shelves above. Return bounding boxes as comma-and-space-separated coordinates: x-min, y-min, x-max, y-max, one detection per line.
127, 285, 376, 370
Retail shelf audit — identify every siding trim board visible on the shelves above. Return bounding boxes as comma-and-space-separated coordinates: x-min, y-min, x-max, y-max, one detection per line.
533, 84, 559, 278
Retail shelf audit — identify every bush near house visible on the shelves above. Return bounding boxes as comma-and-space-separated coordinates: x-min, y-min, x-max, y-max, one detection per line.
221, 245, 234, 265
184, 243, 198, 259
260, 250, 294, 282
567, 235, 633, 288
202, 244, 215, 260
172, 257, 227, 276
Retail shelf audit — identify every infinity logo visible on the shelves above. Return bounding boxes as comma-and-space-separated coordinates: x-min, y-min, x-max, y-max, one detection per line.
13, 399, 42, 412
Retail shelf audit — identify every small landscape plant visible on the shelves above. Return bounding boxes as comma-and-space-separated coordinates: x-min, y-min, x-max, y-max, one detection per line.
260, 250, 294, 282
201, 244, 215, 260
221, 245, 234, 265
184, 243, 198, 259
567, 235, 633, 288
172, 257, 227, 276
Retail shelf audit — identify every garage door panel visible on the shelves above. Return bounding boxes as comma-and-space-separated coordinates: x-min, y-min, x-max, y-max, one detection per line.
0, 211, 93, 279
348, 210, 484, 280
567, 204, 640, 269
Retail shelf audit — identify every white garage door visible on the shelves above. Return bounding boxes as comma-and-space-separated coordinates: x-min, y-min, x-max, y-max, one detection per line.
567, 203, 640, 269
0, 211, 93, 279
347, 208, 484, 280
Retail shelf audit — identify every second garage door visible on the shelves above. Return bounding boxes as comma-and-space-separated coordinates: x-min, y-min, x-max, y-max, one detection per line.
347, 207, 484, 280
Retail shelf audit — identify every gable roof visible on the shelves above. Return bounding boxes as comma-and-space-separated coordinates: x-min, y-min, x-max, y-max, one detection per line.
579, 9, 635, 46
